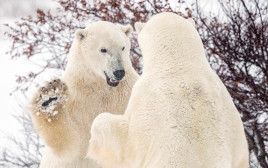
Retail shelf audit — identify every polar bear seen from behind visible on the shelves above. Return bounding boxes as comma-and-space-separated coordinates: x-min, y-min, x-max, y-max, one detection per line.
88, 13, 249, 168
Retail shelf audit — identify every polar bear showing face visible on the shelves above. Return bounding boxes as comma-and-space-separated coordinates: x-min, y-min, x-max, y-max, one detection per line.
74, 21, 133, 87
29, 21, 138, 168
88, 13, 249, 168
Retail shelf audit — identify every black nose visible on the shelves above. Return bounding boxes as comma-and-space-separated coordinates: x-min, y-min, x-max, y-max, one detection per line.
113, 70, 125, 80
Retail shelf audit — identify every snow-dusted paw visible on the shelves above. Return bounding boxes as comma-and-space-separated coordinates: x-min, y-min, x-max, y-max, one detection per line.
35, 78, 68, 122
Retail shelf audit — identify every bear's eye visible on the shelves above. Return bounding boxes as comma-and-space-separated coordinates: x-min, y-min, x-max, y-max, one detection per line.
122, 46, 125, 51
101, 48, 107, 53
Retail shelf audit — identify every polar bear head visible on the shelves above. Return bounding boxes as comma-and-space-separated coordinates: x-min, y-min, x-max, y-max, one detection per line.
134, 13, 208, 74
72, 21, 133, 87
134, 13, 196, 44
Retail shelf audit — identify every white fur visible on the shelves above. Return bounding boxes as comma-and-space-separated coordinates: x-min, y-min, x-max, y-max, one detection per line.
29, 21, 138, 168
88, 13, 249, 168
134, 22, 145, 34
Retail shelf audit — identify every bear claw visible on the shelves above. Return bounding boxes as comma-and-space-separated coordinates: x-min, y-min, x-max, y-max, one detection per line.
42, 97, 58, 107
35, 78, 68, 120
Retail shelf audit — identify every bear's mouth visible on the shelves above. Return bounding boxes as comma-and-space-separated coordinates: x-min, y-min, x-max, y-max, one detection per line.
104, 71, 120, 87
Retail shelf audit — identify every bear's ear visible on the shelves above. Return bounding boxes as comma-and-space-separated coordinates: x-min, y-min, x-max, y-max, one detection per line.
187, 18, 195, 27
75, 29, 87, 41
134, 22, 145, 34
118, 25, 133, 37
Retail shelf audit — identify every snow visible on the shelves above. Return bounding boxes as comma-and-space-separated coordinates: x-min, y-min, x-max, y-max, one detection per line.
0, 0, 59, 152
0, 30, 26, 149
35, 81, 68, 122
257, 113, 268, 124
250, 151, 262, 168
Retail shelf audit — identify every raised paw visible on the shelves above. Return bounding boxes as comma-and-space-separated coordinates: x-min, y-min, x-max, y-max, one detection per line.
34, 78, 68, 122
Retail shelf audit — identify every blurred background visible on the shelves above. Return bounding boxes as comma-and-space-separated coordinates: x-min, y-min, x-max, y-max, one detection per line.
0, 1, 59, 167
0, 0, 267, 167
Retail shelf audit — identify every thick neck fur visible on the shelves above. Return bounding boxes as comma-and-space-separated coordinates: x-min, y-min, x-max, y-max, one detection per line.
142, 35, 210, 79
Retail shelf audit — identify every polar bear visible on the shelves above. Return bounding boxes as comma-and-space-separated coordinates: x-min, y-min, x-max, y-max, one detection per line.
29, 21, 139, 168
88, 13, 249, 168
